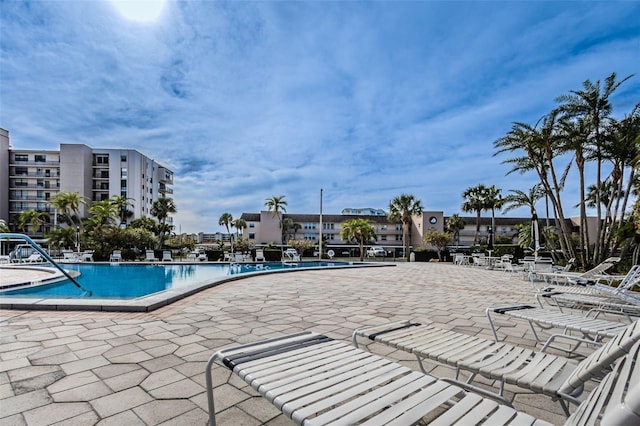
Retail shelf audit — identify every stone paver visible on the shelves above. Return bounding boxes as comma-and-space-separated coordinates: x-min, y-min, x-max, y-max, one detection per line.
0, 263, 602, 425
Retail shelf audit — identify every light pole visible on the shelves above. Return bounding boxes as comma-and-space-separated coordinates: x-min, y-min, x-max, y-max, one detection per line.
76, 226, 80, 253
319, 188, 323, 260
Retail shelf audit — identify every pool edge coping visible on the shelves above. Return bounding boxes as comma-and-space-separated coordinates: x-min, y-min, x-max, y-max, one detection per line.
0, 262, 393, 312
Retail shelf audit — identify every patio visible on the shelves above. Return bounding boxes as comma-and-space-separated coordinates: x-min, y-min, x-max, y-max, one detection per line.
0, 262, 597, 425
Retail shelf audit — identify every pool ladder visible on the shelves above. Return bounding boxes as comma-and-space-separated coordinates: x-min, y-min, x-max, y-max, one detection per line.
0, 233, 90, 294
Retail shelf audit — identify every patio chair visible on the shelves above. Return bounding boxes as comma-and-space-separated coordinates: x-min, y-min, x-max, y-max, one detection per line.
284, 248, 301, 262
25, 253, 43, 263
352, 319, 640, 415
61, 250, 79, 262
80, 250, 94, 262
162, 250, 173, 261
486, 304, 632, 351
254, 249, 265, 262
537, 265, 640, 317
145, 250, 158, 262
538, 257, 620, 286
109, 250, 122, 263
205, 330, 640, 426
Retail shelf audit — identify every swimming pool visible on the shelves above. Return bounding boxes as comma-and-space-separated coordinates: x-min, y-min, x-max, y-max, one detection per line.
0, 261, 348, 299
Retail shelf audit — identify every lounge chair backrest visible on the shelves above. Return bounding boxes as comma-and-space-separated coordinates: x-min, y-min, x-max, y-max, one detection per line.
559, 319, 640, 396
565, 339, 640, 426
583, 256, 621, 278
616, 264, 640, 292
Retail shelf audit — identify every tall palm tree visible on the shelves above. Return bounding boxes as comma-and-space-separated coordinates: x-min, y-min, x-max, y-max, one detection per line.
218, 212, 234, 249
49, 191, 87, 228
461, 184, 488, 245
484, 185, 504, 239
265, 195, 288, 255
388, 194, 423, 261
556, 72, 634, 262
494, 113, 576, 260
0, 219, 9, 233
17, 210, 49, 235
86, 199, 120, 230
110, 195, 134, 227
445, 214, 465, 248
233, 218, 247, 239
340, 218, 377, 261
502, 185, 545, 216
150, 196, 177, 249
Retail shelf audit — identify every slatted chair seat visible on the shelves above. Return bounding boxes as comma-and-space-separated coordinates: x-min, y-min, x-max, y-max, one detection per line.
206, 330, 640, 425
353, 319, 640, 414
486, 305, 631, 350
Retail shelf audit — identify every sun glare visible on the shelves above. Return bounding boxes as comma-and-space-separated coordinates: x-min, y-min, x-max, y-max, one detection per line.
110, 0, 167, 23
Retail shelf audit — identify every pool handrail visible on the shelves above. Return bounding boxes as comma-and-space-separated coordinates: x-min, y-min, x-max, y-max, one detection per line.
0, 233, 90, 294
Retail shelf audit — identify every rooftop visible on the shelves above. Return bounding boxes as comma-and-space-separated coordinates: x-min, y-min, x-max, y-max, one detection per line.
0, 263, 610, 424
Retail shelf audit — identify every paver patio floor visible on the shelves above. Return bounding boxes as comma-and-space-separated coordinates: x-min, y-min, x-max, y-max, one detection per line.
0, 263, 600, 425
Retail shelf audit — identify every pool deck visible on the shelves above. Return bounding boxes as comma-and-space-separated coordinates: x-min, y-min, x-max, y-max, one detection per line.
0, 262, 613, 425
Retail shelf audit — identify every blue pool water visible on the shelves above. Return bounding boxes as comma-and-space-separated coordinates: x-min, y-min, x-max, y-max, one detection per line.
0, 262, 347, 299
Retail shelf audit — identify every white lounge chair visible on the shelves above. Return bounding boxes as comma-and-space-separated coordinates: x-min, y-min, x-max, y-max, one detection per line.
80, 250, 94, 262
162, 250, 173, 261
537, 256, 620, 285
25, 253, 43, 263
284, 248, 301, 261
145, 250, 158, 262
353, 319, 640, 414
537, 265, 640, 316
486, 304, 632, 351
109, 250, 122, 263
205, 330, 640, 426
61, 250, 79, 262
254, 249, 265, 262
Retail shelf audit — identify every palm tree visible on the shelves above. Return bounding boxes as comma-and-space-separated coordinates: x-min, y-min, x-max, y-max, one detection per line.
86, 199, 120, 230
461, 184, 488, 245
265, 195, 288, 255
218, 212, 234, 249
484, 185, 504, 239
17, 210, 50, 235
49, 191, 87, 228
0, 219, 9, 233
502, 185, 545, 216
445, 214, 465, 248
233, 218, 247, 239
494, 113, 576, 261
340, 218, 377, 261
150, 196, 177, 249
110, 195, 134, 227
556, 72, 634, 262
388, 194, 423, 261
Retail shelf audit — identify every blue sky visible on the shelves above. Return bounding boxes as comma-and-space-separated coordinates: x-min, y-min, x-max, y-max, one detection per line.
1, 1, 639, 233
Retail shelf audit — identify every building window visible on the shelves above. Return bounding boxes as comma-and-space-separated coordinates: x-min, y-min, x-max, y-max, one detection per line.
303, 233, 316, 240
121, 179, 127, 188
121, 168, 127, 178
34, 155, 46, 162
121, 155, 127, 162
381, 235, 387, 241
323, 223, 334, 230
248, 232, 255, 239
395, 224, 402, 231
14, 167, 28, 175
249, 223, 255, 228
304, 223, 316, 230
96, 155, 109, 164
14, 154, 28, 161
121, 191, 127, 197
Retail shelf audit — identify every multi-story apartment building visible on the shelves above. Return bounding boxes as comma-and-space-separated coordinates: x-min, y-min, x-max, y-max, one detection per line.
239, 210, 447, 254
0, 128, 174, 236
239, 209, 577, 254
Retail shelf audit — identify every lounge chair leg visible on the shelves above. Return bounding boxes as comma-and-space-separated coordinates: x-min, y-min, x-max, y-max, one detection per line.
205, 355, 219, 426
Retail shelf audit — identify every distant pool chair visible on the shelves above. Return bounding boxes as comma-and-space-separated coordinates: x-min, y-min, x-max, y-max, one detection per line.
145, 250, 158, 262
162, 250, 173, 261
255, 249, 265, 262
110, 250, 122, 263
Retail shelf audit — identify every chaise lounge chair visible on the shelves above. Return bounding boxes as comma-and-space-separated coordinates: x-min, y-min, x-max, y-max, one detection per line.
352, 318, 640, 414
162, 250, 173, 261
537, 265, 640, 317
537, 257, 620, 286
205, 330, 640, 425
486, 304, 632, 351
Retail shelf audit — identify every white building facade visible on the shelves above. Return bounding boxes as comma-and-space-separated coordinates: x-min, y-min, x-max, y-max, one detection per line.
0, 128, 173, 236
